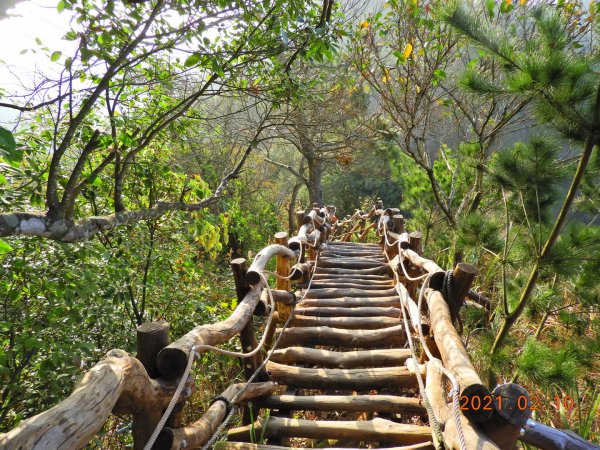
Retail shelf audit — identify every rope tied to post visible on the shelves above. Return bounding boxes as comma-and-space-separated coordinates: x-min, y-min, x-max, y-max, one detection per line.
198, 250, 322, 450
441, 270, 463, 333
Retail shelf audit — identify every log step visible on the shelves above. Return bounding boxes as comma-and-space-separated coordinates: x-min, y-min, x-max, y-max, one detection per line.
312, 273, 391, 281
275, 324, 406, 348
217, 443, 435, 450
271, 347, 411, 368
253, 393, 425, 415
296, 306, 401, 318
315, 266, 390, 276
266, 361, 418, 390
317, 260, 388, 270
290, 314, 399, 329
305, 288, 398, 298
298, 297, 400, 308
296, 282, 394, 290
306, 277, 393, 285
227, 417, 432, 446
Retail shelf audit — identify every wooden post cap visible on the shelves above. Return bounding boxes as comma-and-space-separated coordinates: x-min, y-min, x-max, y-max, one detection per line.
492, 384, 532, 426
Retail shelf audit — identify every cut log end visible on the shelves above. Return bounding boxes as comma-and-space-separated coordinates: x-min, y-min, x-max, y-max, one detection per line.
460, 383, 494, 422
154, 428, 175, 450
156, 347, 188, 380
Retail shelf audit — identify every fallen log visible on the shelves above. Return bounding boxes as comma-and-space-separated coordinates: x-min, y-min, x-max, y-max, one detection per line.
227, 417, 432, 446
253, 393, 425, 415
266, 361, 417, 390
154, 382, 277, 450
275, 324, 406, 348
270, 346, 410, 368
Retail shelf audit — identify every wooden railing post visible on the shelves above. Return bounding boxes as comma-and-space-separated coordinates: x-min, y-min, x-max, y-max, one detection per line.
406, 231, 422, 299
452, 262, 478, 306
230, 258, 264, 382
275, 232, 292, 321
230, 258, 266, 425
134, 322, 170, 449
295, 210, 305, 233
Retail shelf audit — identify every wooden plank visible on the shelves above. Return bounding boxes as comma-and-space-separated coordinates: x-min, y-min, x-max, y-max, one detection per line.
270, 347, 411, 368
253, 393, 425, 415
227, 417, 432, 445
275, 324, 406, 348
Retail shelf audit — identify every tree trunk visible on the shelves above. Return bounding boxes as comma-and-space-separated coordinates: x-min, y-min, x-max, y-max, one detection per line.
307, 157, 324, 205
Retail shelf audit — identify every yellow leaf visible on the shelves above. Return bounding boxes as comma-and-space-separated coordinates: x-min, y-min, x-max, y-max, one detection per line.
506, 0, 513, 5
416, 84, 421, 94
519, 0, 526, 4
360, 20, 370, 29
403, 43, 413, 59
382, 68, 390, 82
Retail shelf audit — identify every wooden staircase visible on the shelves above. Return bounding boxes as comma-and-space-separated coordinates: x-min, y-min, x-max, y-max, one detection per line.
221, 241, 435, 450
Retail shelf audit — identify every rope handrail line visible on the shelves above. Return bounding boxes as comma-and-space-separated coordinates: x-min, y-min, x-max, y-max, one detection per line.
199, 250, 322, 450
397, 249, 468, 450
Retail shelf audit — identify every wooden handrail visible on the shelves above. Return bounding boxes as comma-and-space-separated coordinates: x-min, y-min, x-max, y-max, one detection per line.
0, 349, 191, 449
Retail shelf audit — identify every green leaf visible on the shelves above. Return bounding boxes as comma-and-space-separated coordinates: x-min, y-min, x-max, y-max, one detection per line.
184, 53, 200, 67
65, 31, 77, 41
51, 51, 62, 62
0, 126, 19, 163
0, 239, 13, 255
57, 0, 65, 13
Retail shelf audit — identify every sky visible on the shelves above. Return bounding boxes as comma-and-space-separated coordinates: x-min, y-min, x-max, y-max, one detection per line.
0, 0, 74, 124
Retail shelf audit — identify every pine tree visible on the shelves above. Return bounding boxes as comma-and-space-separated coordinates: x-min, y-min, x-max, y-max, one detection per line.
444, 3, 600, 353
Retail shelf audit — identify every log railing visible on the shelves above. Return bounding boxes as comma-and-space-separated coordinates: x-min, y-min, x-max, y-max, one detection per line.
0, 212, 321, 450
1, 201, 595, 450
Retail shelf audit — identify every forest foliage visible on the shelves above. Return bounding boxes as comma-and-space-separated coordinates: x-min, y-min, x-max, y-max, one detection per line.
0, 0, 599, 445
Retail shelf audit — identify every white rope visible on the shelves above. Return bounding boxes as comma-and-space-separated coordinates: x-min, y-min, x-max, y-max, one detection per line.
398, 249, 433, 281
397, 252, 468, 450
386, 246, 467, 450
143, 345, 197, 450
193, 275, 276, 359
413, 271, 467, 450
199, 250, 322, 450
394, 280, 445, 447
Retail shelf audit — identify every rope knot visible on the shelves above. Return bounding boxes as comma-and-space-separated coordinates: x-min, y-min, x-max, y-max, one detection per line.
441, 270, 463, 333
211, 395, 234, 416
